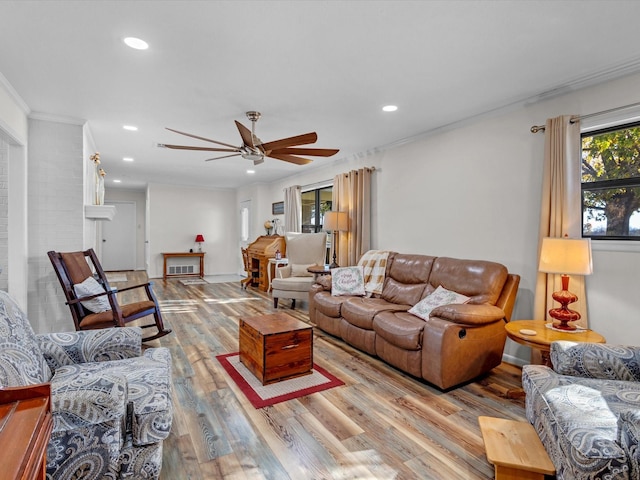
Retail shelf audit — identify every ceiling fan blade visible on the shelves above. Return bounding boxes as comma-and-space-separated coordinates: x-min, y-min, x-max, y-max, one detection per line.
160, 143, 239, 152
205, 153, 241, 162
166, 128, 238, 149
235, 121, 255, 147
260, 132, 318, 151
269, 147, 339, 157
268, 153, 314, 165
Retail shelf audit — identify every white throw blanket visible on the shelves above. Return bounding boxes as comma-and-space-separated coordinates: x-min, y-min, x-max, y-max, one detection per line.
358, 250, 390, 296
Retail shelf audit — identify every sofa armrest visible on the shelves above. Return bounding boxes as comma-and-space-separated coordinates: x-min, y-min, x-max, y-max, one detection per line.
315, 275, 332, 291
51, 365, 128, 430
430, 303, 506, 325
37, 327, 143, 372
551, 341, 640, 381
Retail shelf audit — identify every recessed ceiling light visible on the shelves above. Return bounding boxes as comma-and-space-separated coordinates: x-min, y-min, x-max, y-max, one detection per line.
113, 179, 122, 183
123, 157, 134, 162
124, 37, 149, 50
123, 125, 138, 131
382, 105, 398, 112
247, 170, 255, 174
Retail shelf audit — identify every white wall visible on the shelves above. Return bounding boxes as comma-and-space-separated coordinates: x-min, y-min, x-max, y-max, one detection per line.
147, 183, 237, 278
243, 72, 640, 363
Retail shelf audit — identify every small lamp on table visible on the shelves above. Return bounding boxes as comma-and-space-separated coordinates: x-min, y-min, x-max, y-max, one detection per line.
324, 211, 348, 269
195, 234, 205, 252
538, 236, 593, 331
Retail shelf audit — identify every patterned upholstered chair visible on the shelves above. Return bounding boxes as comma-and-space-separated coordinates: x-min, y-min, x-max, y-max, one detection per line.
523, 341, 640, 480
0, 290, 172, 480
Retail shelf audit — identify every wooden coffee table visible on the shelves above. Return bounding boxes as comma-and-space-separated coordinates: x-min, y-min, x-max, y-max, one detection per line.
239, 312, 313, 385
505, 320, 606, 366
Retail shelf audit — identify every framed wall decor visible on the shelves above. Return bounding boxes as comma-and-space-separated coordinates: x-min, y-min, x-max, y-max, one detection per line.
272, 201, 284, 215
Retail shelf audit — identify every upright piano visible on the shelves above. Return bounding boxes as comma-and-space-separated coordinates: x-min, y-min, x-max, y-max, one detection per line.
247, 235, 286, 291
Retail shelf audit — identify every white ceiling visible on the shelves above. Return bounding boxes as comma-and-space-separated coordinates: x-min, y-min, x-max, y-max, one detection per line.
2, 1, 640, 191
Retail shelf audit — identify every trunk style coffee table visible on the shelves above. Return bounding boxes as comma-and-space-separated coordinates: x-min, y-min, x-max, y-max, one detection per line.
239, 312, 313, 385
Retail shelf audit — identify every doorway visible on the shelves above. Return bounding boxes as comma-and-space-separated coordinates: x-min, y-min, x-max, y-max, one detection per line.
102, 201, 136, 271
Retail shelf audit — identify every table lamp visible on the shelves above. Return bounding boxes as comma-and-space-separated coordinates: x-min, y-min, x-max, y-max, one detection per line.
195, 234, 205, 252
324, 211, 348, 268
538, 236, 593, 330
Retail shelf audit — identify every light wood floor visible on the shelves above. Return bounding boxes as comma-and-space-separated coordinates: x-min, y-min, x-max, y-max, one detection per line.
117, 272, 528, 480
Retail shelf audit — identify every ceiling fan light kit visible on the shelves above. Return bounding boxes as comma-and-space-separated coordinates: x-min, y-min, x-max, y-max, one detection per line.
162, 111, 339, 166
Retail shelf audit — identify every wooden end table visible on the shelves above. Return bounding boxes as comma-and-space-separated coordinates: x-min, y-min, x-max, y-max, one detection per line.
505, 320, 606, 367
479, 416, 555, 480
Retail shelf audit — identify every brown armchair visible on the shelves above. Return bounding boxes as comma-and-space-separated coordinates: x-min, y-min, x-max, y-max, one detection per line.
48, 249, 171, 341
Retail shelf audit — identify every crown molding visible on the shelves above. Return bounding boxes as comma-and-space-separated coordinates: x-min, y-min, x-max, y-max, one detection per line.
0, 71, 29, 114
28, 111, 86, 126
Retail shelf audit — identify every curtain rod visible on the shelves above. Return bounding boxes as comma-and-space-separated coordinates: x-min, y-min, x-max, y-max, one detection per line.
530, 100, 640, 133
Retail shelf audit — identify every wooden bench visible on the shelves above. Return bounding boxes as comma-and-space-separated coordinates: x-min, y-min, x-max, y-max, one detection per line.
479, 416, 555, 480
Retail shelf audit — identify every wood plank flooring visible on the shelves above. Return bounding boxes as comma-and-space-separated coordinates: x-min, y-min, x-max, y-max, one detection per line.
116, 272, 528, 480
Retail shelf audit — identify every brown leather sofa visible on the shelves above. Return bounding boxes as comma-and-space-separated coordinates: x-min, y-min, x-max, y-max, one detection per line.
309, 253, 520, 390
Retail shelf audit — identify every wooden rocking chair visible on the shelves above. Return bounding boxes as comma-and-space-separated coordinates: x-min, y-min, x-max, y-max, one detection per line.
48, 249, 171, 341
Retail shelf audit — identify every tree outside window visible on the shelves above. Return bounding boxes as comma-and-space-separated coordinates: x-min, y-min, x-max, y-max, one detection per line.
581, 122, 640, 239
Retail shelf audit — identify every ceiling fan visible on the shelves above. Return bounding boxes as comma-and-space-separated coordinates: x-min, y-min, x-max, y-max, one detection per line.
159, 111, 339, 165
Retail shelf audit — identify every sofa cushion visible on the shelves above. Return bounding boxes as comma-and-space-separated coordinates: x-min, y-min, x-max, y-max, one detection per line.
314, 291, 351, 318
271, 276, 315, 292
429, 257, 508, 305
331, 266, 366, 296
373, 311, 425, 350
342, 297, 410, 330
408, 285, 469, 321
380, 254, 435, 306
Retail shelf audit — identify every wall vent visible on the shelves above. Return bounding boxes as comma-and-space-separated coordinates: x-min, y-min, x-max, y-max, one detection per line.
168, 265, 195, 275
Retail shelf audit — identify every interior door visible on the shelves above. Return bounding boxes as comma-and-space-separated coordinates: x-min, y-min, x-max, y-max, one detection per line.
102, 201, 136, 271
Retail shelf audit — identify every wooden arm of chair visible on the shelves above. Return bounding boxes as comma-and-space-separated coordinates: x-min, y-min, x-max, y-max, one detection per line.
115, 282, 154, 294
66, 289, 118, 306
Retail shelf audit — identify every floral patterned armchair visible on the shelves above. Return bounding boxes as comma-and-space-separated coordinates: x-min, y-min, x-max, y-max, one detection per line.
523, 341, 640, 480
0, 290, 172, 480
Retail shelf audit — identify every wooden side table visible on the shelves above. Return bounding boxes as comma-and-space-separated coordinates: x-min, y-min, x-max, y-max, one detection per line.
162, 252, 205, 280
505, 320, 606, 366
0, 383, 53, 480
479, 416, 555, 480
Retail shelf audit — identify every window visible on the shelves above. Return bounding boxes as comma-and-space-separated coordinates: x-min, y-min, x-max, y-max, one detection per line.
581, 121, 640, 240
301, 186, 332, 233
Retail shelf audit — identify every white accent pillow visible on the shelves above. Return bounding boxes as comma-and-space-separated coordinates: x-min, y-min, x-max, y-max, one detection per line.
331, 266, 366, 296
73, 276, 112, 313
408, 285, 469, 320
290, 263, 315, 277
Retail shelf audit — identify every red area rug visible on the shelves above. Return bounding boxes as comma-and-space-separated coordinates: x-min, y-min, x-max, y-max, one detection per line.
216, 352, 345, 409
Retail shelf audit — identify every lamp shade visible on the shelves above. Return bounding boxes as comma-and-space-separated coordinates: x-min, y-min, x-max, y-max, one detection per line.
538, 237, 592, 275
324, 211, 348, 231
195, 234, 205, 243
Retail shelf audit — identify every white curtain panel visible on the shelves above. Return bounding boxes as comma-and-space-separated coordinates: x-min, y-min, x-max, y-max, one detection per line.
284, 185, 301, 233
533, 115, 589, 328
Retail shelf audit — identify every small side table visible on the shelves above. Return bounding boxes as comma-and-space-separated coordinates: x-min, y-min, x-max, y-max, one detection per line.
505, 320, 606, 366
267, 257, 288, 292
307, 264, 331, 278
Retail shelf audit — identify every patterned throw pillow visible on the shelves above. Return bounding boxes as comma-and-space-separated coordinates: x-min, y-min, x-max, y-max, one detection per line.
408, 285, 469, 320
73, 276, 112, 313
331, 266, 366, 296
